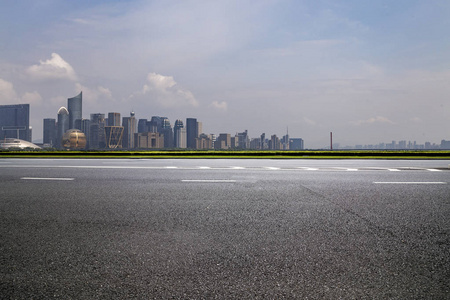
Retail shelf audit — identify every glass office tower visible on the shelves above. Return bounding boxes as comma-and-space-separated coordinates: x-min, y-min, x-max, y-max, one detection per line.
68, 92, 82, 129
0, 104, 31, 141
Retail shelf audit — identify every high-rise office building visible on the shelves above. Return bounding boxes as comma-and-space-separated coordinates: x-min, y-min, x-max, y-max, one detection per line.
186, 118, 198, 149
43, 118, 56, 147
0, 104, 31, 141
161, 117, 173, 149
138, 119, 148, 133
122, 112, 137, 149
237, 130, 249, 149
173, 119, 186, 148
89, 113, 106, 149
108, 112, 121, 126
57, 107, 69, 148
289, 138, 304, 150
68, 92, 82, 129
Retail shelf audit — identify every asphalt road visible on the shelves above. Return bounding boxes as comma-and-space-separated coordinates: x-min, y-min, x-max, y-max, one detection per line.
1, 159, 449, 299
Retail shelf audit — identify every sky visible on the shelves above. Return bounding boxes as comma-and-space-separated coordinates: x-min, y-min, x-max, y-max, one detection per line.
0, 0, 449, 148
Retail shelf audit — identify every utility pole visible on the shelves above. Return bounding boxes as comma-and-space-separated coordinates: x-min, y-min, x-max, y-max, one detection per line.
330, 132, 333, 150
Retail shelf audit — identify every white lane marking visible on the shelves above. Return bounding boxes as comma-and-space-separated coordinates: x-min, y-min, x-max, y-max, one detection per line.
21, 177, 74, 181
297, 167, 319, 171
373, 182, 447, 184
164, 166, 178, 169
231, 166, 245, 169
427, 169, 442, 172
388, 169, 400, 172
332, 167, 358, 171
198, 166, 211, 169
181, 180, 237, 183
265, 167, 280, 170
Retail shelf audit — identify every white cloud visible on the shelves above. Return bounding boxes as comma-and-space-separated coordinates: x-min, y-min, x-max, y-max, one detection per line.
0, 78, 18, 101
21, 91, 42, 105
26, 53, 77, 81
136, 73, 198, 108
75, 83, 112, 102
0, 78, 42, 105
351, 116, 395, 126
210, 100, 227, 111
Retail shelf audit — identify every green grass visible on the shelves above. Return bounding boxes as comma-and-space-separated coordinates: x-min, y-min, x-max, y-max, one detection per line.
1, 149, 450, 159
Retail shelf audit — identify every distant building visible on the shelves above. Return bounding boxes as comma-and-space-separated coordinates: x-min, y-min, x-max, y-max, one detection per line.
0, 104, 31, 142
67, 92, 82, 130
122, 112, 137, 149
0, 138, 40, 149
108, 112, 121, 126
61, 129, 86, 149
57, 107, 69, 149
43, 118, 56, 147
196, 133, 213, 149
186, 118, 198, 149
135, 132, 164, 149
269, 135, 281, 150
161, 117, 173, 149
215, 133, 231, 150
237, 130, 249, 149
89, 113, 106, 149
250, 138, 261, 149
105, 126, 124, 149
289, 138, 304, 150
441, 140, 450, 149
138, 119, 148, 133
173, 119, 186, 148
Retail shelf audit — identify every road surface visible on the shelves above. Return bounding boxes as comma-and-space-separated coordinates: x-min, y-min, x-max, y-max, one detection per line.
1, 159, 449, 298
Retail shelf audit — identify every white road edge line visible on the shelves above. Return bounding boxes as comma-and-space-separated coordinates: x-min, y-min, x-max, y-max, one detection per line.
181, 180, 237, 183
21, 177, 75, 181
373, 182, 447, 184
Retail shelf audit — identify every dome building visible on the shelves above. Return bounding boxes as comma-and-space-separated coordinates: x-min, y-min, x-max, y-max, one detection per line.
61, 129, 86, 149
0, 138, 41, 149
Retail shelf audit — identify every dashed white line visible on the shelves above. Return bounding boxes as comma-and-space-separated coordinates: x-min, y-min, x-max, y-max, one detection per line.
297, 167, 319, 171
388, 169, 401, 172
427, 169, 441, 172
373, 182, 447, 185
21, 177, 74, 181
198, 166, 211, 169
181, 180, 237, 183
264, 167, 280, 170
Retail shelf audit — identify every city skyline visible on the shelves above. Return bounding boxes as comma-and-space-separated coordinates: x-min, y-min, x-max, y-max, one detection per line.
1, 1, 449, 148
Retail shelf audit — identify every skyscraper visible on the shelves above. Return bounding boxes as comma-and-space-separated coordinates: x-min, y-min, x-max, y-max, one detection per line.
173, 119, 186, 148
0, 104, 31, 141
138, 119, 148, 133
57, 107, 69, 148
122, 112, 137, 149
108, 112, 121, 126
67, 92, 82, 129
161, 117, 173, 149
43, 118, 56, 147
186, 118, 198, 149
89, 113, 106, 149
